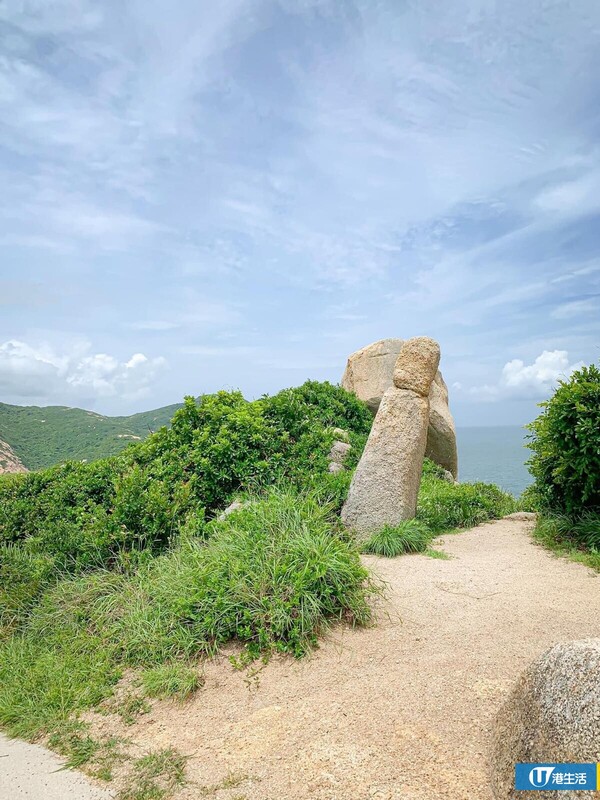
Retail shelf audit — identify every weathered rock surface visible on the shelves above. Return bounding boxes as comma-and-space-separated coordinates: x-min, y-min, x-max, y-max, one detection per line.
341, 385, 430, 536
341, 338, 405, 413
393, 336, 440, 396
328, 439, 351, 473
0, 437, 27, 474
341, 338, 458, 477
491, 639, 600, 800
217, 500, 246, 521
425, 371, 458, 477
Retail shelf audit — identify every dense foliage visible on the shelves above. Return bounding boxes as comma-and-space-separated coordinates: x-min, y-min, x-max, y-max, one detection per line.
0, 490, 375, 739
0, 400, 181, 470
0, 382, 371, 631
526, 364, 600, 515
417, 459, 515, 531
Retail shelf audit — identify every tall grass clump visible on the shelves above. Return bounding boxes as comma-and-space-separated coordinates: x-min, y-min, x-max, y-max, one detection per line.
362, 520, 431, 557
0, 489, 375, 741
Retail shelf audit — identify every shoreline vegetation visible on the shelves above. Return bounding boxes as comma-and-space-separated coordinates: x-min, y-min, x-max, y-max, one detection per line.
0, 376, 597, 799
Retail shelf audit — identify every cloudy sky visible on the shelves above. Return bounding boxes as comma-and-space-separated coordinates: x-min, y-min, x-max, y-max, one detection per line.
1, 0, 599, 425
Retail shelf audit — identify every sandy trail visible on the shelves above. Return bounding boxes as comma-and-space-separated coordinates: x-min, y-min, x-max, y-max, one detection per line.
3, 516, 599, 800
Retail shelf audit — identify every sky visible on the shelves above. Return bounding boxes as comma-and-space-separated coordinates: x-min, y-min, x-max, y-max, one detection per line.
1, 0, 599, 426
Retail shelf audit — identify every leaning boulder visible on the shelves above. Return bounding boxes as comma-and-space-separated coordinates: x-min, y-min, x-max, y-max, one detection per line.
491, 639, 600, 799
341, 338, 458, 478
341, 338, 440, 536
425, 372, 458, 478
341, 338, 405, 413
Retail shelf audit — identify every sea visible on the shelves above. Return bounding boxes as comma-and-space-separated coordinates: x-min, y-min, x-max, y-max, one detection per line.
457, 426, 532, 498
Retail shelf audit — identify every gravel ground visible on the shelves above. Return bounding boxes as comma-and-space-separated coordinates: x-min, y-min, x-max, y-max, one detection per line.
3, 515, 599, 800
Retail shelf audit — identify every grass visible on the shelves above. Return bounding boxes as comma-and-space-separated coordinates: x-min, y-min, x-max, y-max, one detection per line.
532, 513, 600, 573
361, 519, 431, 557
0, 489, 376, 743
119, 748, 187, 800
141, 664, 203, 701
424, 547, 451, 560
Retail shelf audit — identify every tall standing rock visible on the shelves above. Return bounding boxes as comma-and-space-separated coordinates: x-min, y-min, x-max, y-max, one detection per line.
341, 337, 440, 536
341, 338, 458, 478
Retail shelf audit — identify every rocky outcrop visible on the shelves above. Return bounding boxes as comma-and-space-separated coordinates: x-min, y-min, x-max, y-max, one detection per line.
425, 372, 457, 478
491, 639, 600, 799
341, 338, 440, 536
341, 338, 458, 478
0, 437, 27, 474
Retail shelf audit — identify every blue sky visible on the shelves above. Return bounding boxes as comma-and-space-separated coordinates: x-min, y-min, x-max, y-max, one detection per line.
1, 0, 599, 425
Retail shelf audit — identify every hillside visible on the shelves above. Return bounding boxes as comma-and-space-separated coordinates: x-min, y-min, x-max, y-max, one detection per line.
0, 401, 182, 471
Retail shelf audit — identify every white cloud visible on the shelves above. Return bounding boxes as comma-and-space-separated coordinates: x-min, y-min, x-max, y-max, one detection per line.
0, 339, 167, 405
466, 350, 584, 401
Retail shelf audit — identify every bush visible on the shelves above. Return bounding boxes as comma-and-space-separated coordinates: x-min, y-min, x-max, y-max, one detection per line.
0, 489, 375, 739
362, 520, 431, 557
417, 469, 515, 532
0, 383, 371, 587
527, 364, 600, 515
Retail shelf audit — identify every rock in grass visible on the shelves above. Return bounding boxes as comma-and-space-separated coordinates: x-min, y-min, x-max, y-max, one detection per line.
491, 639, 600, 799
328, 439, 351, 473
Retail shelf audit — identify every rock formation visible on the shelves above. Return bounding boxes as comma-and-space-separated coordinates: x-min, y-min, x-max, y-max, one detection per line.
0, 437, 27, 474
341, 337, 440, 536
341, 338, 458, 478
491, 639, 600, 799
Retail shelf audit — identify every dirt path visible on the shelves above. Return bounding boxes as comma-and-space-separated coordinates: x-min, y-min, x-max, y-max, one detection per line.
4, 516, 600, 800
116, 515, 599, 800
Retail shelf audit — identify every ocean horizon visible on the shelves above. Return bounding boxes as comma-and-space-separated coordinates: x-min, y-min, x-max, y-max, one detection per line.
457, 425, 532, 497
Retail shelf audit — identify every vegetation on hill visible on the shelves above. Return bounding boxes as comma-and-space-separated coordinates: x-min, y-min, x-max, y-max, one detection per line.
0, 400, 182, 470
0, 380, 516, 796
526, 363, 600, 570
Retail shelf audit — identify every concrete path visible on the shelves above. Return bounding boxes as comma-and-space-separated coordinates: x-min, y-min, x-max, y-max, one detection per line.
0, 733, 113, 800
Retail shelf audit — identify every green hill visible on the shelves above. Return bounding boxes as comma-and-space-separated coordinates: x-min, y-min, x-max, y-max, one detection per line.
0, 401, 183, 471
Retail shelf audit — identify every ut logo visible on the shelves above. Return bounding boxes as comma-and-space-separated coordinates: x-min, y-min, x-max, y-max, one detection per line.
529, 766, 555, 787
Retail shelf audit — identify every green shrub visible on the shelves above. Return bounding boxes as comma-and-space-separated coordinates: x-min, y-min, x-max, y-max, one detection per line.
518, 483, 541, 512
0, 489, 375, 740
527, 364, 600, 515
0, 383, 371, 584
417, 474, 515, 532
362, 520, 431, 557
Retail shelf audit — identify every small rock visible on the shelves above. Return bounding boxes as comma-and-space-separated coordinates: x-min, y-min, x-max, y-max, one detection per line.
328, 440, 351, 465
217, 500, 245, 521
331, 427, 350, 443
